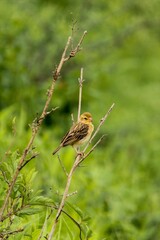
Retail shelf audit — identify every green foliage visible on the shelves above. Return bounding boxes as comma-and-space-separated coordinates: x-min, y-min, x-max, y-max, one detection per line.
0, 0, 160, 239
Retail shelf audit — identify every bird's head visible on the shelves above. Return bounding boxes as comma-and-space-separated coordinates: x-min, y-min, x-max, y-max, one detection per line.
80, 112, 93, 124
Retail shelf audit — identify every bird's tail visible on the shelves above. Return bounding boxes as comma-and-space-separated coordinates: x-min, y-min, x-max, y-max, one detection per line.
52, 145, 62, 155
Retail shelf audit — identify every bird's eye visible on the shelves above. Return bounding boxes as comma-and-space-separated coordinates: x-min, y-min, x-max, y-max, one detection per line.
84, 117, 87, 120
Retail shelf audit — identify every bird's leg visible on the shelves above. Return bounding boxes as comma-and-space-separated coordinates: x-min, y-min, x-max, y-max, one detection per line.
73, 146, 84, 157
73, 146, 80, 154
73, 146, 81, 154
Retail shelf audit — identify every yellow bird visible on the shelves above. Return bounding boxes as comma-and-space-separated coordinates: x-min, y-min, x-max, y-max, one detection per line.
52, 112, 94, 155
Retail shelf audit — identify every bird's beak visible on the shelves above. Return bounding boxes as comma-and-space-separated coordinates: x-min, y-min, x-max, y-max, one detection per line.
90, 117, 93, 122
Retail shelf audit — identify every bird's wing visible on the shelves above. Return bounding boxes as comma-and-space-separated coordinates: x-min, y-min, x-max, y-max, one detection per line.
61, 122, 89, 146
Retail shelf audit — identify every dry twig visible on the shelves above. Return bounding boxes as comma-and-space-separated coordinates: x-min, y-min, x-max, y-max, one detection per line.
83, 103, 115, 152
77, 68, 84, 121
48, 154, 82, 239
57, 155, 68, 177
19, 153, 39, 171
0, 31, 87, 222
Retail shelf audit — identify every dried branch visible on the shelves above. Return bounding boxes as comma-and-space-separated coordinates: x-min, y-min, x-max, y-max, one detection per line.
77, 68, 84, 121
19, 153, 39, 171
46, 107, 59, 116
83, 103, 115, 152
58, 155, 68, 177
81, 135, 106, 162
53, 36, 72, 80
48, 154, 81, 239
0, 31, 87, 222
66, 191, 78, 198
64, 31, 87, 61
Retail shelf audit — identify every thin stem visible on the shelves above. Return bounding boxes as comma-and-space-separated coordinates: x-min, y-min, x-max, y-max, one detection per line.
74, 31, 87, 55
48, 154, 81, 239
77, 68, 84, 121
19, 153, 39, 171
58, 155, 68, 177
83, 103, 115, 152
64, 31, 87, 61
82, 135, 106, 163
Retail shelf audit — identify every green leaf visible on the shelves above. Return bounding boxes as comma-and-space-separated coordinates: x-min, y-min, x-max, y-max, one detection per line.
66, 202, 91, 222
29, 196, 54, 206
82, 214, 91, 222
80, 224, 92, 239
17, 207, 42, 217
25, 168, 37, 184
66, 202, 84, 219
62, 216, 74, 240
31, 229, 42, 239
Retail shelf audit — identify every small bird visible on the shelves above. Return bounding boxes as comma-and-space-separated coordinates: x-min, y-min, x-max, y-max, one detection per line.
52, 112, 94, 155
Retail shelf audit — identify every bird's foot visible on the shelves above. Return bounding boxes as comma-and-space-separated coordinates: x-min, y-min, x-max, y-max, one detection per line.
76, 151, 84, 158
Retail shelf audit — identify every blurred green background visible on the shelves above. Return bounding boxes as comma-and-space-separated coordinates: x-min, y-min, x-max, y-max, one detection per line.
0, 0, 160, 239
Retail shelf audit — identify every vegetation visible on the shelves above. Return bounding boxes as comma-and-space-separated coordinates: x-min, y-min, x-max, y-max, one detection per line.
0, 0, 160, 239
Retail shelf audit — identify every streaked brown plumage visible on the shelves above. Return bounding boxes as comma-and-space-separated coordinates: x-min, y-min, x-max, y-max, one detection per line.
52, 112, 94, 155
